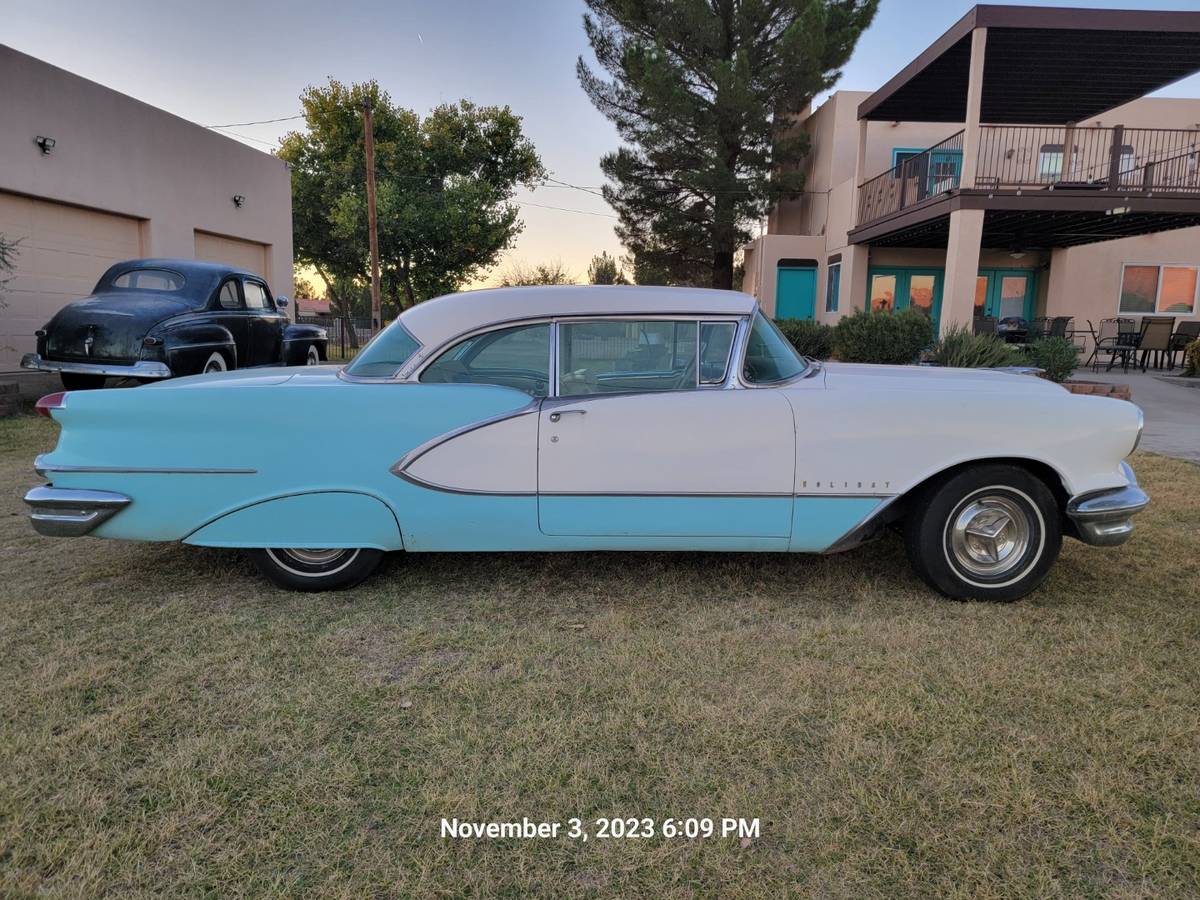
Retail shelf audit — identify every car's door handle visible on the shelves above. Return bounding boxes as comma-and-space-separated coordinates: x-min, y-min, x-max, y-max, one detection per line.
548, 409, 587, 423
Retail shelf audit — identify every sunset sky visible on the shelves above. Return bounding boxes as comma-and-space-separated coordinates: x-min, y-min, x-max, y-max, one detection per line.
5, 0, 1200, 286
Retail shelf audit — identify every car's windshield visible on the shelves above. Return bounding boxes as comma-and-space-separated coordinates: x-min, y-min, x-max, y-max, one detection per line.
110, 268, 185, 291
742, 311, 808, 384
344, 322, 422, 378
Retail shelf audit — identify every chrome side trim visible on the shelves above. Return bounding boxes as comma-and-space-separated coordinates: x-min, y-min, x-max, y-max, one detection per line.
24, 485, 132, 537
821, 495, 902, 555
21, 353, 172, 379
34, 455, 257, 476
390, 401, 542, 477
1066, 467, 1150, 547
394, 469, 537, 496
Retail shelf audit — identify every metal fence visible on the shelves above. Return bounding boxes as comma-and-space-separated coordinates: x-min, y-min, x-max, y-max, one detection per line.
297, 315, 377, 361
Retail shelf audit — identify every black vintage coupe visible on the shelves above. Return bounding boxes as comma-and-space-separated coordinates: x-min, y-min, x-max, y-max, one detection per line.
21, 259, 327, 390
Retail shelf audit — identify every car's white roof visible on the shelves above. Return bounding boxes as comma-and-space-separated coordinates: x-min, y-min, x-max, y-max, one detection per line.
397, 285, 757, 348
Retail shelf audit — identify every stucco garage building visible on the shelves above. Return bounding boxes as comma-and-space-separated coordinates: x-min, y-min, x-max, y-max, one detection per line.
0, 44, 293, 371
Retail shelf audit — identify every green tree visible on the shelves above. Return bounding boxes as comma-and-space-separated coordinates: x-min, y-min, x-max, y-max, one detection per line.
279, 80, 545, 316
587, 251, 626, 284
496, 260, 576, 287
578, 0, 878, 288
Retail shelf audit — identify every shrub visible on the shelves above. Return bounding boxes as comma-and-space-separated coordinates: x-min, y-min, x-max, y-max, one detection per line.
1184, 339, 1200, 378
775, 318, 834, 360
832, 308, 935, 365
1027, 336, 1080, 383
930, 324, 1026, 368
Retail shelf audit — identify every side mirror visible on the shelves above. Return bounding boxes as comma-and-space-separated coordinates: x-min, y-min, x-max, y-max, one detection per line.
275, 296, 289, 309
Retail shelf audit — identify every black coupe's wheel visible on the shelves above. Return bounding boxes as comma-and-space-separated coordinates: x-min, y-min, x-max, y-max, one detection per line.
60, 373, 107, 390
202, 351, 228, 374
305, 345, 320, 366
248, 547, 384, 592
903, 464, 1062, 602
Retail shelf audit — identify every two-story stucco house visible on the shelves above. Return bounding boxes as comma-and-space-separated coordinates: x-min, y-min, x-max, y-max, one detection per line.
744, 5, 1200, 339
0, 44, 294, 372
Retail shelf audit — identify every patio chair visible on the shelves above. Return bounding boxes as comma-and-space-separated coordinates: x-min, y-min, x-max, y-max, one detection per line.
974, 316, 997, 336
1136, 316, 1176, 372
1168, 320, 1200, 370
1049, 316, 1072, 338
1025, 318, 1049, 343
1096, 317, 1137, 372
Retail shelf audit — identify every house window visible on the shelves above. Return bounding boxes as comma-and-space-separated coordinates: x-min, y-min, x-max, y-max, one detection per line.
825, 263, 841, 312
1118, 264, 1198, 315
891, 149, 922, 176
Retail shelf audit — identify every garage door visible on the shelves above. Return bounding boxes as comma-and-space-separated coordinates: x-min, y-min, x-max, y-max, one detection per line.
194, 230, 267, 277
0, 191, 142, 369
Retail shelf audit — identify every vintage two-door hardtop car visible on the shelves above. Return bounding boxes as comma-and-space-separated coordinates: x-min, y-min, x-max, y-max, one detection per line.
21, 258, 327, 389
25, 285, 1148, 601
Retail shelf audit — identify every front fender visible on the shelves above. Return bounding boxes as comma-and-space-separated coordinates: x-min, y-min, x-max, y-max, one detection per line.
183, 491, 403, 550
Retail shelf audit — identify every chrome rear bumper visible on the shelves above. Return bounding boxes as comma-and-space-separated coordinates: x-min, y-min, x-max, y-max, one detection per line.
24, 485, 132, 537
1066, 464, 1149, 547
21, 353, 171, 379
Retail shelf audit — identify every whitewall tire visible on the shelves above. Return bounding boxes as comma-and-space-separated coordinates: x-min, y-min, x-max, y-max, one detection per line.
904, 464, 1062, 602
202, 351, 228, 374
305, 345, 320, 366
248, 547, 384, 592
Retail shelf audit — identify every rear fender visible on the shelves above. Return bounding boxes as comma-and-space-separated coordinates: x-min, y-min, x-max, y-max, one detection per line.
184, 490, 403, 550
162, 323, 238, 373
282, 323, 328, 364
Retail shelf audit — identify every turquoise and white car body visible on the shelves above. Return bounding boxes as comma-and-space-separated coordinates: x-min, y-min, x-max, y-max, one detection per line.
27, 286, 1147, 580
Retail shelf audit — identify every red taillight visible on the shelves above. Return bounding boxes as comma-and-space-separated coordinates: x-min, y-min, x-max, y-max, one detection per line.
35, 392, 67, 419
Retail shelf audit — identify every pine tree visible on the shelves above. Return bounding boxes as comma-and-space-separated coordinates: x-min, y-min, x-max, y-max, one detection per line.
578, 0, 878, 288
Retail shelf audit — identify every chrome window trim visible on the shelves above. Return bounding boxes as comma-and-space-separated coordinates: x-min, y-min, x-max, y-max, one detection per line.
699, 320, 739, 386
339, 321, 422, 382
734, 307, 813, 389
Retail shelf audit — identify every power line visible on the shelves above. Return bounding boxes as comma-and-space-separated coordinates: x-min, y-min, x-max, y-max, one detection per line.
205, 114, 305, 128
208, 126, 281, 149
519, 200, 618, 218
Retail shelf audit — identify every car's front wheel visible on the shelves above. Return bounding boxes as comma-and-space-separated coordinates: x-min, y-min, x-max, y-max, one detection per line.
904, 464, 1062, 602
248, 547, 384, 592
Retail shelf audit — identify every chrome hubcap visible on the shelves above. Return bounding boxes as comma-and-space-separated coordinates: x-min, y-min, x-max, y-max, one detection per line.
949, 495, 1031, 578
279, 547, 350, 565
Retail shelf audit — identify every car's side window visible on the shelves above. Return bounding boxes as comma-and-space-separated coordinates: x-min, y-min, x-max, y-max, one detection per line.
218, 281, 242, 310
419, 323, 550, 397
699, 321, 737, 384
558, 320, 698, 396
243, 281, 269, 310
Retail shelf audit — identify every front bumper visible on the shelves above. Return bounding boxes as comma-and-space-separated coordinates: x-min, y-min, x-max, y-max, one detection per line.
1066, 463, 1149, 547
21, 352, 171, 379
24, 485, 132, 537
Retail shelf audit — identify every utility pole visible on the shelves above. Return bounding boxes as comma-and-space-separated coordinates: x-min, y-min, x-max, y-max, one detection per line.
362, 96, 382, 333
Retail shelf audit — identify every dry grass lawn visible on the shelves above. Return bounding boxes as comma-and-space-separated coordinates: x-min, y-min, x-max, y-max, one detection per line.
1, 413, 1198, 897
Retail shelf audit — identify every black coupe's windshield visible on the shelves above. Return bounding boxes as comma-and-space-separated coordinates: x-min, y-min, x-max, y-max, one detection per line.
742, 311, 808, 384
344, 322, 422, 378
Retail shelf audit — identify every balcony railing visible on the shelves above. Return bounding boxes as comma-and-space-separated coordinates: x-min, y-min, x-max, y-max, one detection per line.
856, 131, 964, 225
855, 125, 1200, 228
975, 125, 1200, 192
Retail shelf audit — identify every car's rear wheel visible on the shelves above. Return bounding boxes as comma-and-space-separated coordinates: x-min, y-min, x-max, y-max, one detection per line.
60, 373, 107, 390
903, 464, 1062, 602
202, 351, 228, 374
305, 345, 320, 366
248, 547, 384, 592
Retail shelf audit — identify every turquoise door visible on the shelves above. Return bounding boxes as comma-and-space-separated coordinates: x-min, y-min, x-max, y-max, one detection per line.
866, 267, 944, 328
976, 269, 1037, 320
776, 266, 817, 320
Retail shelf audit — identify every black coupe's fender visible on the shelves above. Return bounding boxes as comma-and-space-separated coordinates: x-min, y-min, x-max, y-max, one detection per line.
282, 323, 328, 364
160, 323, 238, 374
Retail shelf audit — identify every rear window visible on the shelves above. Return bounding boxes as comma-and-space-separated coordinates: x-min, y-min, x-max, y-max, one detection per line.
112, 269, 185, 291
344, 322, 422, 378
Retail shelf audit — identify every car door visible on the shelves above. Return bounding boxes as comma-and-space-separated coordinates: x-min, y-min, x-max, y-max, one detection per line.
241, 278, 283, 366
538, 318, 796, 538
210, 278, 251, 367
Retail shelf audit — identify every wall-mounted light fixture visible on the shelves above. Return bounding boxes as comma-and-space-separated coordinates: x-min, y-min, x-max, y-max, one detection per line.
232, 194, 246, 208
34, 136, 56, 155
